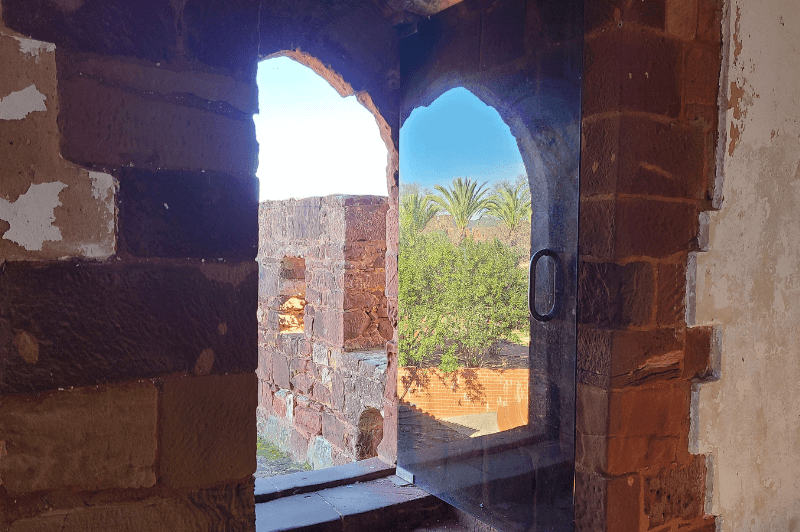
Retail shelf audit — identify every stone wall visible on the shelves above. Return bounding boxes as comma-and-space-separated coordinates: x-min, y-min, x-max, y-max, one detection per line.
257, 196, 391, 467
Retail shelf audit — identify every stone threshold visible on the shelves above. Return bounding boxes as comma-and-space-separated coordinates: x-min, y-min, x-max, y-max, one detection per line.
254, 458, 451, 531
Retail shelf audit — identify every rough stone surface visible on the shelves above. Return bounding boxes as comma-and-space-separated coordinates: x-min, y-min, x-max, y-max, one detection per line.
644, 455, 706, 528
257, 196, 389, 466
0, 261, 257, 394
8, 480, 254, 532
117, 167, 258, 260
160, 373, 257, 489
0, 381, 157, 493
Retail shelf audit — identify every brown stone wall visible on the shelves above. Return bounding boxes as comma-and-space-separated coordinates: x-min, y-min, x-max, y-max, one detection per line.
0, 0, 261, 529
257, 196, 391, 466
575, 0, 723, 530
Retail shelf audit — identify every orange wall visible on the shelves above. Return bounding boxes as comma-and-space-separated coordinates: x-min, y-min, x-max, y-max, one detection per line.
398, 367, 529, 419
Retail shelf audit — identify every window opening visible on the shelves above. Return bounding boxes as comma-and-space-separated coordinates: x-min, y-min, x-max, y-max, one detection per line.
397, 61, 580, 532
254, 55, 390, 478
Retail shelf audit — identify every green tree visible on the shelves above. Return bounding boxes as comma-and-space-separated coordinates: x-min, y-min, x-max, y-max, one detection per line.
398, 232, 529, 372
488, 180, 532, 238
399, 185, 439, 243
430, 177, 493, 240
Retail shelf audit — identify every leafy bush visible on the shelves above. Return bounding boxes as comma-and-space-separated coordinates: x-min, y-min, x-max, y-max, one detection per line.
398, 232, 529, 372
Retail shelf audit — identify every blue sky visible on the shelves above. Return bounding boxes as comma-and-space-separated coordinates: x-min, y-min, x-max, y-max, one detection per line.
399, 87, 525, 191
254, 57, 388, 201
254, 58, 524, 200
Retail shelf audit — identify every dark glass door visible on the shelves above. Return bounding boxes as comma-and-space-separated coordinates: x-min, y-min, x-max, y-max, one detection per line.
397, 0, 582, 530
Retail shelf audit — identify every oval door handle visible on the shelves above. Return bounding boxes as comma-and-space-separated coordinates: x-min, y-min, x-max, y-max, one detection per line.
529, 248, 561, 322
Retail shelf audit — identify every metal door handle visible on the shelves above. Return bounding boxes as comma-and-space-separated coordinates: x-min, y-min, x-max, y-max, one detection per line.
529, 248, 560, 322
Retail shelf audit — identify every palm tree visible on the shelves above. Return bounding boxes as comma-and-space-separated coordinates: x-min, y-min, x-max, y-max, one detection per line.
400, 187, 439, 242
430, 177, 493, 240
487, 181, 532, 238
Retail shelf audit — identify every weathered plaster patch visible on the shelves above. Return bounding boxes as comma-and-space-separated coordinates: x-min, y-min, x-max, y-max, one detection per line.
0, 85, 47, 120
12, 36, 55, 58
0, 181, 67, 250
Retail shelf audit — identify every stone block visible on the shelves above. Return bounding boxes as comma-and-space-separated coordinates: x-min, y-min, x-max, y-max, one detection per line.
578, 261, 655, 328
657, 261, 688, 326
160, 373, 256, 488
580, 328, 684, 388
684, 45, 719, 106
644, 454, 707, 528
289, 429, 309, 462
2, 0, 178, 63
584, 29, 682, 118
322, 412, 356, 453
0, 261, 257, 394
683, 326, 714, 380
607, 434, 687, 474
583, 0, 623, 34
58, 76, 256, 174
0, 381, 157, 493
627, 0, 666, 30
295, 405, 323, 436
56, 52, 257, 114
273, 389, 290, 418
580, 113, 621, 197
666, 0, 698, 39
615, 199, 699, 258
695, 0, 722, 45
8, 480, 254, 532
579, 199, 615, 259
272, 352, 291, 390
291, 372, 314, 395
480, 0, 525, 68
344, 200, 388, 243
117, 167, 258, 260
616, 116, 707, 200
609, 383, 689, 438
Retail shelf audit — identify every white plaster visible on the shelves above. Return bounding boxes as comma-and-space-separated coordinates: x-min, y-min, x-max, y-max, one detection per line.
0, 85, 47, 120
696, 0, 800, 529
12, 36, 55, 58
0, 181, 67, 251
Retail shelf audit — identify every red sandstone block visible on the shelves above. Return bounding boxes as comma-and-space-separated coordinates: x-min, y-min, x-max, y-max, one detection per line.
159, 373, 256, 488
677, 516, 716, 531
684, 45, 720, 106
322, 413, 355, 452
583, 0, 623, 34
58, 77, 256, 174
607, 434, 688, 474
574, 471, 642, 532
579, 199, 615, 259
615, 198, 699, 258
666, 0, 698, 38
616, 116, 707, 200
657, 261, 688, 326
627, 0, 666, 31
295, 405, 323, 435
8, 480, 255, 531
0, 381, 157, 493
696, 0, 723, 45
584, 30, 683, 118
578, 261, 655, 328
644, 455, 707, 528
609, 383, 689, 438
684, 326, 715, 380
